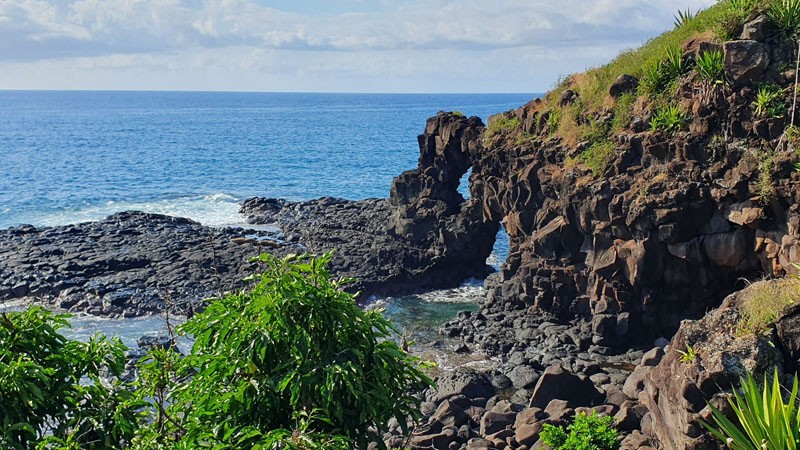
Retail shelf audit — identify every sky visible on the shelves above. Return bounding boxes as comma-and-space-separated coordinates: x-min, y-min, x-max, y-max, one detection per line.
0, 0, 718, 93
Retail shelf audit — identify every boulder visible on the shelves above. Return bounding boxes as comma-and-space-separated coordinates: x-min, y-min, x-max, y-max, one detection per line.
529, 364, 604, 409
433, 368, 495, 404
480, 411, 516, 436
640, 347, 665, 367
609, 75, 639, 98
622, 366, 652, 399
740, 15, 772, 41
508, 365, 540, 389
723, 40, 769, 85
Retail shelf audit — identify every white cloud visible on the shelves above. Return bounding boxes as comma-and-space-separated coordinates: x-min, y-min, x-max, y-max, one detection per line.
0, 0, 719, 92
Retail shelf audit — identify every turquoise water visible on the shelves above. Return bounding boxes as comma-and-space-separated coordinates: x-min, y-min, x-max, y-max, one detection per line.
0, 91, 532, 352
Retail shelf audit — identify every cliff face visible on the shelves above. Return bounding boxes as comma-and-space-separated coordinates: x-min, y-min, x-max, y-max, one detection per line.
404, 11, 800, 448
442, 31, 800, 349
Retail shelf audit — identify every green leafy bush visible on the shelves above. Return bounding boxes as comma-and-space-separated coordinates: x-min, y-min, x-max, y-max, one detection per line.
704, 370, 800, 450
541, 411, 620, 450
134, 253, 433, 449
768, 0, 800, 36
754, 84, 786, 118
650, 104, 689, 133
0, 307, 142, 450
695, 50, 725, 84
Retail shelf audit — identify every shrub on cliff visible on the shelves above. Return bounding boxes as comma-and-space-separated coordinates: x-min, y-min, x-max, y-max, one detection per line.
0, 307, 142, 450
705, 370, 800, 450
540, 411, 620, 450
133, 252, 433, 449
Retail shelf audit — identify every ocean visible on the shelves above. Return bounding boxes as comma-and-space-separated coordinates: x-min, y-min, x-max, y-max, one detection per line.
0, 90, 535, 361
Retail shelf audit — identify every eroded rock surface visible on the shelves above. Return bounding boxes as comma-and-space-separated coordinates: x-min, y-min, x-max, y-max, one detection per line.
0, 212, 286, 316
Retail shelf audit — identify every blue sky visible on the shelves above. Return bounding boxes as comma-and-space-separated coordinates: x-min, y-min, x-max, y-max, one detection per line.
0, 0, 716, 93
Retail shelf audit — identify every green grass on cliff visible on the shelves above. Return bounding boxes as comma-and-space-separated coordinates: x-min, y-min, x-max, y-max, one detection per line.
738, 277, 800, 334
534, 0, 773, 175
550, 0, 759, 112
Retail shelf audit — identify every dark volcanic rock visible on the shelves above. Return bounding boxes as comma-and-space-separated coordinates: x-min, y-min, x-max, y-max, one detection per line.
0, 212, 289, 316
609, 74, 639, 98
2, 113, 499, 317
724, 39, 769, 85
641, 283, 788, 449
529, 364, 603, 409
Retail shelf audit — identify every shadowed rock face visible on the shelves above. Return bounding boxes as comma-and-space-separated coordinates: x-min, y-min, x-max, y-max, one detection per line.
640, 283, 795, 450
447, 105, 800, 352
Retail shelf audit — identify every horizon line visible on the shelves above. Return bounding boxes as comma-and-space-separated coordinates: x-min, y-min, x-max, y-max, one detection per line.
0, 88, 543, 96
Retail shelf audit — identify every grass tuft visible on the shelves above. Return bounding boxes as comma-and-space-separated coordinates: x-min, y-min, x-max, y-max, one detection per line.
754, 84, 786, 118
674, 8, 697, 29
737, 278, 800, 335
768, 0, 800, 37
484, 116, 521, 143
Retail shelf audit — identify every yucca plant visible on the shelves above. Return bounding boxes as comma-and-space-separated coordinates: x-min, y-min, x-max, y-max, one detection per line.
704, 370, 800, 450
664, 47, 690, 81
768, 0, 800, 36
674, 8, 696, 28
754, 84, 786, 118
651, 104, 689, 133
695, 50, 725, 84
641, 62, 669, 96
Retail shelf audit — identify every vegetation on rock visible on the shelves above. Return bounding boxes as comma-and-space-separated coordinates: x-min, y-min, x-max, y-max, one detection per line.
540, 411, 619, 450
705, 370, 800, 450
738, 277, 800, 334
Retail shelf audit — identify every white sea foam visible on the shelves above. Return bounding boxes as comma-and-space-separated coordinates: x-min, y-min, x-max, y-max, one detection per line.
415, 278, 486, 303
10, 193, 244, 229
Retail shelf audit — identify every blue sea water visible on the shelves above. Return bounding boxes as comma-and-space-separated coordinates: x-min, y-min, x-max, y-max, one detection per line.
0, 91, 535, 229
0, 91, 536, 357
